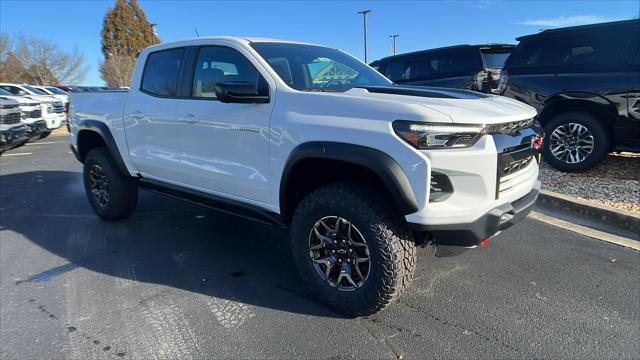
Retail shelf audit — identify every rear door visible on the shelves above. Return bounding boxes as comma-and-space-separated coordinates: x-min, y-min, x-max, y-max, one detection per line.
124, 47, 187, 180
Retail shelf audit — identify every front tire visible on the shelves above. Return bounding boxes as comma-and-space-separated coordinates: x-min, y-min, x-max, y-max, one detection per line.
542, 111, 610, 172
290, 183, 416, 316
83, 148, 138, 221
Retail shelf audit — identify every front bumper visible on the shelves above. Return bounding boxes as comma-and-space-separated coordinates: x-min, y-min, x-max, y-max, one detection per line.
409, 180, 540, 247
44, 113, 65, 129
1, 125, 29, 150
23, 120, 48, 137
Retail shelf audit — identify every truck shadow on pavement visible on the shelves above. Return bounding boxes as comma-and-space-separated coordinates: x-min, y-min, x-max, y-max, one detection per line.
0, 170, 348, 319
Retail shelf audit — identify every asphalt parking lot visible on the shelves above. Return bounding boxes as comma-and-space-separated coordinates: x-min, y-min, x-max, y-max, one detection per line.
1, 138, 639, 359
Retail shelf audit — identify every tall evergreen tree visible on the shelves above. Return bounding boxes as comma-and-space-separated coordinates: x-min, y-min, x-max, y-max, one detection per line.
100, 0, 159, 86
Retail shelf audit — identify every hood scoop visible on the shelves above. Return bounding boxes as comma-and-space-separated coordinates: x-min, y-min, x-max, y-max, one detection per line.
357, 85, 489, 100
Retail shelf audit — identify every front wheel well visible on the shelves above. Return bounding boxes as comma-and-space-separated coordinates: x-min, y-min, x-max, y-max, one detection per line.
538, 99, 616, 138
280, 158, 391, 223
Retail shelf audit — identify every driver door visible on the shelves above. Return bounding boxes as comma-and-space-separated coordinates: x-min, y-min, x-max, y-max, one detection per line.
175, 45, 275, 204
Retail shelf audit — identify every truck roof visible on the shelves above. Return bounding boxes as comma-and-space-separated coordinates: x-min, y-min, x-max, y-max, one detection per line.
516, 19, 639, 41
370, 44, 515, 64
143, 36, 319, 51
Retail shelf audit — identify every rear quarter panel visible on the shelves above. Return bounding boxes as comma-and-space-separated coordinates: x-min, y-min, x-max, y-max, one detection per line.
69, 91, 138, 175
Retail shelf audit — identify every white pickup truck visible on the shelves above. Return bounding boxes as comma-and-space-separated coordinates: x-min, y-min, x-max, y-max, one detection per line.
70, 37, 542, 315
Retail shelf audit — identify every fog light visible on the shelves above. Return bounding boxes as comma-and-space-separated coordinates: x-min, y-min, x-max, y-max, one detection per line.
429, 172, 454, 202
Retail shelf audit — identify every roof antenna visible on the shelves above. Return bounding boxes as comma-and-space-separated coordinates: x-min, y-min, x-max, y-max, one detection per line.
194, 27, 200, 37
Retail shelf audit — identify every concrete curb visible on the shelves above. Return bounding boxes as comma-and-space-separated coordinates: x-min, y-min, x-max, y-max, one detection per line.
536, 189, 640, 237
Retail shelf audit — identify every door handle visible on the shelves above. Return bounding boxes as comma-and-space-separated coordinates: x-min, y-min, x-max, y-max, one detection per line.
182, 113, 199, 124
130, 111, 145, 119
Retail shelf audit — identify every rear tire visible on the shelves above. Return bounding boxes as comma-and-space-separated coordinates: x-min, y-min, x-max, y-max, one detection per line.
83, 148, 138, 221
542, 111, 610, 172
289, 183, 416, 316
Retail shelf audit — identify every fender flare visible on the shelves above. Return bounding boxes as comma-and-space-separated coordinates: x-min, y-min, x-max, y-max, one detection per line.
540, 92, 619, 118
280, 142, 419, 217
541, 91, 613, 107
76, 119, 130, 176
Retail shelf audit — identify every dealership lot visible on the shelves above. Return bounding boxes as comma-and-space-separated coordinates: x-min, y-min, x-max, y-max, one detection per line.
1, 139, 638, 359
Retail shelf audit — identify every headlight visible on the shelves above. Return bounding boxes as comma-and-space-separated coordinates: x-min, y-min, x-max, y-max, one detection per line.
393, 121, 485, 149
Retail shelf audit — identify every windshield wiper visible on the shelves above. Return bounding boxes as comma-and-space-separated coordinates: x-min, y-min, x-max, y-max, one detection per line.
302, 88, 342, 93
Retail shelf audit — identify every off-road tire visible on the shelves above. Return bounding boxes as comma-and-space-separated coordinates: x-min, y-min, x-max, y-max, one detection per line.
542, 111, 610, 172
290, 183, 416, 316
83, 148, 138, 221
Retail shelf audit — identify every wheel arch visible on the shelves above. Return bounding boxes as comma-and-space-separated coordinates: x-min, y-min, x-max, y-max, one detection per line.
538, 94, 617, 138
76, 120, 130, 176
279, 142, 419, 223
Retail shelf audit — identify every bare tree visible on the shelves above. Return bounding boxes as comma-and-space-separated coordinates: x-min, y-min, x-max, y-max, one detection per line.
0, 33, 12, 81
0, 33, 88, 85
99, 50, 136, 87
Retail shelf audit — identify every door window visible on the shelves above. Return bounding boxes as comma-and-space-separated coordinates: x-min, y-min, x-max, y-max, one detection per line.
509, 28, 636, 71
385, 58, 413, 81
0, 86, 26, 95
427, 48, 480, 76
140, 48, 185, 97
192, 47, 259, 98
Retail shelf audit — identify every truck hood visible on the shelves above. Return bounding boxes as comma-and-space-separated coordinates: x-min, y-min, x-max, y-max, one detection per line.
344, 85, 536, 124
0, 95, 40, 106
24, 94, 59, 103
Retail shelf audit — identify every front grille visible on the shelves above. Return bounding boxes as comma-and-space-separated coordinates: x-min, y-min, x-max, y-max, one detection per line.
486, 118, 535, 136
502, 156, 533, 176
52, 103, 64, 113
498, 158, 536, 196
22, 109, 42, 119
0, 111, 21, 124
493, 120, 542, 199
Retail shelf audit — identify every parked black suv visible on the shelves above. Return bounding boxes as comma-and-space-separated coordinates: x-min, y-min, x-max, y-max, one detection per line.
500, 19, 640, 172
370, 44, 515, 93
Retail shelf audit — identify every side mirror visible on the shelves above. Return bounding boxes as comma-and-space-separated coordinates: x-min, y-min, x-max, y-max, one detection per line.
214, 81, 270, 104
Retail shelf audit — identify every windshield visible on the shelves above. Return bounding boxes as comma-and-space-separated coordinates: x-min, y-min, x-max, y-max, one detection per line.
251, 42, 391, 92
480, 51, 512, 68
45, 86, 68, 94
0, 88, 13, 96
23, 85, 48, 95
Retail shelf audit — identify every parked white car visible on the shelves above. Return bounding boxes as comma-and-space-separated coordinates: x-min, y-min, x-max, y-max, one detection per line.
70, 37, 542, 315
0, 83, 65, 130
0, 88, 48, 139
31, 85, 69, 108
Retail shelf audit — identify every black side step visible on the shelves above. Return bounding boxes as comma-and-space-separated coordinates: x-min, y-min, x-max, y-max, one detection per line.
138, 178, 287, 229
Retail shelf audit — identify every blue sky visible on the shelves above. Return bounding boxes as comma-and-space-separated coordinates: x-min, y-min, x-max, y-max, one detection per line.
1, 0, 638, 85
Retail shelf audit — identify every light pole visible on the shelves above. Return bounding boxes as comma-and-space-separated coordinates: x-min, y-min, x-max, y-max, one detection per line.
357, 10, 372, 63
389, 34, 399, 55
149, 23, 159, 44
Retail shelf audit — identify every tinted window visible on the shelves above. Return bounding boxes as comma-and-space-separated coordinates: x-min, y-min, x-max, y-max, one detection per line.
192, 47, 259, 98
508, 28, 636, 71
480, 50, 512, 68
385, 58, 412, 81
45, 86, 68, 94
0, 86, 24, 95
23, 85, 47, 95
141, 48, 185, 96
427, 48, 481, 75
